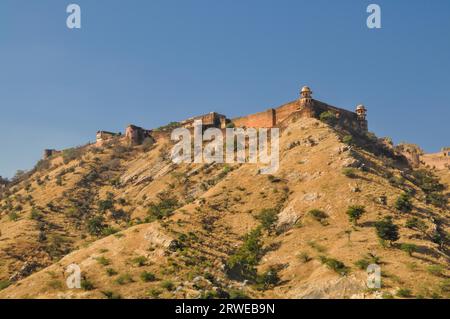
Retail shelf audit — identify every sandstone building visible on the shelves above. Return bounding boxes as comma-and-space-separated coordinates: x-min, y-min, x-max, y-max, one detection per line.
96, 131, 121, 146
125, 125, 153, 145
180, 112, 228, 129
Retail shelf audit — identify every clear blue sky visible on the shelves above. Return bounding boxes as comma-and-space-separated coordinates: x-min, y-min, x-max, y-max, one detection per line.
1, 0, 449, 178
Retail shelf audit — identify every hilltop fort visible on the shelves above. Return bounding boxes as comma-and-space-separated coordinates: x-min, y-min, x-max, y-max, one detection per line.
43, 85, 449, 170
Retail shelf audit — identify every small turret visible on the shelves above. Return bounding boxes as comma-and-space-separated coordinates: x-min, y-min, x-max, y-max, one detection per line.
355, 104, 368, 132
299, 85, 313, 108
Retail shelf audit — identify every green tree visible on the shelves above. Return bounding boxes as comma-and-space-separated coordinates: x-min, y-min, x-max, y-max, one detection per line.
395, 193, 412, 213
374, 216, 399, 246
346, 205, 366, 226
256, 209, 278, 232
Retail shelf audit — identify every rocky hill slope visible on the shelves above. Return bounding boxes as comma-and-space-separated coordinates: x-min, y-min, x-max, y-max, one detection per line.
0, 116, 448, 299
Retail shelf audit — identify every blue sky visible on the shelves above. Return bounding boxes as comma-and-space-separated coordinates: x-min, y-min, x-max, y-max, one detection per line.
0, 0, 449, 178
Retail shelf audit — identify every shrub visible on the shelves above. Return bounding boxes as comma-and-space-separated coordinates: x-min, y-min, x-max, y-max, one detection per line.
319, 256, 349, 276
106, 268, 118, 276
147, 197, 180, 220
115, 273, 134, 285
342, 168, 357, 178
30, 208, 43, 221
226, 123, 235, 128
425, 192, 447, 208
98, 199, 114, 213
48, 280, 63, 289
62, 147, 84, 164
131, 256, 147, 267
226, 228, 263, 280
256, 209, 278, 231
298, 252, 312, 263
140, 271, 156, 282
355, 253, 381, 270
81, 278, 95, 291
87, 216, 106, 236
161, 280, 175, 291
229, 289, 249, 299
101, 290, 122, 299
400, 243, 418, 256
0, 280, 10, 291
148, 288, 162, 298
396, 288, 413, 298
374, 217, 399, 246
342, 135, 354, 145
308, 209, 328, 225
96, 256, 111, 266
405, 217, 427, 232
346, 205, 365, 226
395, 194, 412, 213
256, 266, 281, 290
8, 212, 19, 221
101, 227, 118, 236
319, 111, 337, 125
427, 265, 444, 277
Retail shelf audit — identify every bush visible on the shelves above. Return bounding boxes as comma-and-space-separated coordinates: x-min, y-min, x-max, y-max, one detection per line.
308, 209, 328, 225
226, 228, 263, 280
115, 273, 134, 285
256, 266, 281, 290
161, 280, 175, 291
298, 252, 312, 263
342, 168, 357, 178
319, 111, 337, 125
228, 289, 249, 299
425, 192, 447, 208
81, 278, 95, 291
319, 256, 349, 276
131, 256, 147, 267
8, 212, 19, 221
346, 205, 365, 226
256, 209, 278, 231
106, 268, 118, 276
405, 217, 427, 232
0, 280, 10, 291
147, 197, 180, 220
427, 265, 444, 277
342, 135, 354, 145
62, 147, 84, 164
374, 217, 399, 245
30, 208, 43, 221
98, 199, 114, 213
395, 194, 412, 213
396, 288, 413, 298
355, 253, 381, 270
400, 243, 418, 256
87, 216, 106, 236
101, 290, 122, 299
96, 256, 111, 266
140, 271, 156, 282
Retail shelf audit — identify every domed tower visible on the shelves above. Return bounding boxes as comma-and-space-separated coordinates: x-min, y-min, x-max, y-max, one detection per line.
299, 86, 313, 107
355, 104, 368, 132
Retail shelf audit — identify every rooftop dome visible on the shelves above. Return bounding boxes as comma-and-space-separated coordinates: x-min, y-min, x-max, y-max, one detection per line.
356, 104, 366, 111
301, 86, 312, 93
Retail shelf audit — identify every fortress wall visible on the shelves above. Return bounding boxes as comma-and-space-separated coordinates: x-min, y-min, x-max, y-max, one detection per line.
232, 109, 276, 128
421, 154, 450, 170
275, 101, 301, 124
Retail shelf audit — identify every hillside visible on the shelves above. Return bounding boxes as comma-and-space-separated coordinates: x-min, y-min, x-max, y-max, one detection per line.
0, 116, 448, 299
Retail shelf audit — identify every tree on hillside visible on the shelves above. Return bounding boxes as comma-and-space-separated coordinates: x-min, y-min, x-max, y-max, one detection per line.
346, 205, 366, 226
375, 216, 399, 246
